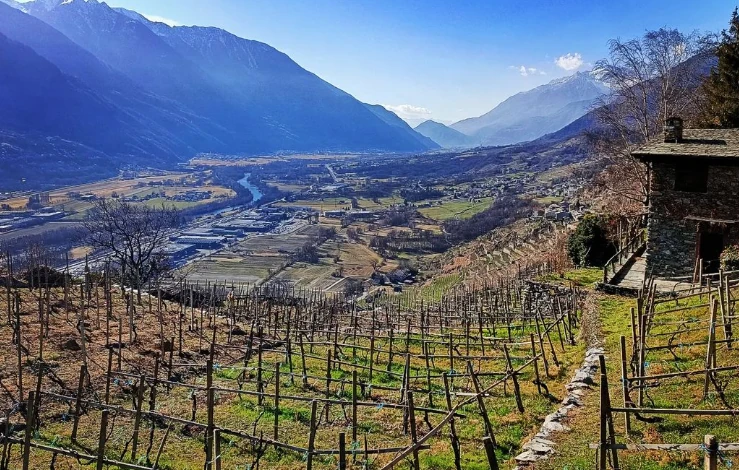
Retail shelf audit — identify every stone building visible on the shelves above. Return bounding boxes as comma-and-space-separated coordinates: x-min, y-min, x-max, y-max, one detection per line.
633, 118, 739, 277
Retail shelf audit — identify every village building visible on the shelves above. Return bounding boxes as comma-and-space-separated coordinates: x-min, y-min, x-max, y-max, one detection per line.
323, 209, 346, 218
633, 118, 739, 277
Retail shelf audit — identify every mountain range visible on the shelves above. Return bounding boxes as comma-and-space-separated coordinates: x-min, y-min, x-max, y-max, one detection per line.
414, 121, 475, 148
0, 0, 714, 190
449, 71, 610, 147
0, 0, 437, 188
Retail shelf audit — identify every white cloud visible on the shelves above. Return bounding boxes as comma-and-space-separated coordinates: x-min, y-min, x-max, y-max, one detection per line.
383, 104, 433, 120
142, 14, 181, 27
555, 52, 583, 71
381, 104, 435, 126
509, 65, 546, 77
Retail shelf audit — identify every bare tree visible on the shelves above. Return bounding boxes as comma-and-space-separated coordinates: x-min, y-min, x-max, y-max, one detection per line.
83, 199, 179, 304
589, 28, 713, 213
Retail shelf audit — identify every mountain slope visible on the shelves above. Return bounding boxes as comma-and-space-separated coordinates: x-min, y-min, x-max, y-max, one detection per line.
21, 0, 435, 154
364, 105, 439, 150
126, 14, 437, 152
0, 31, 122, 187
414, 120, 474, 148
22, 0, 254, 149
452, 71, 609, 146
0, 1, 227, 158
532, 53, 718, 146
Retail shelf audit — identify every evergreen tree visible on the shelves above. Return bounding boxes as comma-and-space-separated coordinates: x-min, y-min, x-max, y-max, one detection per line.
566, 215, 615, 267
700, 9, 739, 128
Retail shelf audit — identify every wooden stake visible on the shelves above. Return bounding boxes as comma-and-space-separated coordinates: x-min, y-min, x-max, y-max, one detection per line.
131, 374, 145, 461
22, 392, 35, 470
152, 426, 171, 470
483, 435, 500, 470
15, 293, 23, 403
205, 360, 214, 470
273, 363, 280, 446
466, 362, 495, 441
71, 365, 87, 442
704, 298, 718, 400
368, 334, 375, 384
306, 400, 318, 470
213, 429, 221, 470
619, 336, 631, 435
704, 434, 718, 470
407, 391, 420, 470
598, 355, 619, 470
442, 373, 461, 470
325, 350, 332, 421
351, 370, 358, 446
95, 410, 109, 470
339, 432, 347, 470
298, 334, 308, 388
530, 333, 542, 395
504, 345, 524, 413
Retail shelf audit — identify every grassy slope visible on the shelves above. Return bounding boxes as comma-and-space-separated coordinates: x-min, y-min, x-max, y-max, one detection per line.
539, 281, 739, 470
419, 197, 494, 221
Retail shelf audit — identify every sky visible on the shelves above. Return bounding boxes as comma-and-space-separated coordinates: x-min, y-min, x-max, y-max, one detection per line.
104, 0, 735, 125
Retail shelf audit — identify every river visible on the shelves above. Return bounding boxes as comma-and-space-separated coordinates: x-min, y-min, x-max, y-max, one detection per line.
237, 172, 263, 204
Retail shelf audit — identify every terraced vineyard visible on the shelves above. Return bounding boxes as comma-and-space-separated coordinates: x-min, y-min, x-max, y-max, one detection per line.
0, 259, 585, 469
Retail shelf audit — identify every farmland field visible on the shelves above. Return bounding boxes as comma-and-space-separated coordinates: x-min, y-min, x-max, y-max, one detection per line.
2, 173, 190, 209
2, 173, 235, 219
273, 241, 382, 292
276, 198, 353, 211
190, 154, 359, 167
418, 197, 494, 221
185, 224, 320, 283
533, 196, 564, 205
265, 181, 312, 193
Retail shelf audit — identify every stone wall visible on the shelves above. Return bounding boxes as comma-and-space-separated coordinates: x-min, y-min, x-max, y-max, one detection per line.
645, 216, 697, 277
646, 162, 739, 277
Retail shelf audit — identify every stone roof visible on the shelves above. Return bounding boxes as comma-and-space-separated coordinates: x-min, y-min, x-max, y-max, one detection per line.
632, 128, 739, 161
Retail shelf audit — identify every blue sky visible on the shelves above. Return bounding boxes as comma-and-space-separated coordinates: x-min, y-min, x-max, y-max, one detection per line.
106, 0, 735, 125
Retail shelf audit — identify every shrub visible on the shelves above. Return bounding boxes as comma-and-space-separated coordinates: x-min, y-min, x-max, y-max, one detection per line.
721, 245, 739, 271
343, 278, 364, 297
442, 196, 532, 243
567, 214, 616, 267
24, 266, 71, 288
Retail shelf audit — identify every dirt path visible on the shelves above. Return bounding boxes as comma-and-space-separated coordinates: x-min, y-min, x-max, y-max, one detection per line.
514, 290, 606, 468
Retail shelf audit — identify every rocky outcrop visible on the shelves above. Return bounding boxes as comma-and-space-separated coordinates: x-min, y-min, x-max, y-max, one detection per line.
514, 346, 604, 467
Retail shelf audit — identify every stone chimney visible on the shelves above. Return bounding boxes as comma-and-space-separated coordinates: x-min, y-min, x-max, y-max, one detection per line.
664, 117, 683, 143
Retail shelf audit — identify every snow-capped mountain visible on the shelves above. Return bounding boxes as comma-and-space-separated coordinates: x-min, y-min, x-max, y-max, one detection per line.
0, 0, 436, 188
452, 71, 610, 146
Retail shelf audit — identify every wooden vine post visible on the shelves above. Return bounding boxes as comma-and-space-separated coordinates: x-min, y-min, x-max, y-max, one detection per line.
619, 335, 632, 435
407, 391, 420, 470
21, 392, 35, 470
338, 432, 347, 470
306, 400, 318, 470
598, 355, 619, 470
704, 435, 718, 470
96, 410, 110, 470
443, 373, 461, 470
71, 365, 87, 442
273, 363, 280, 446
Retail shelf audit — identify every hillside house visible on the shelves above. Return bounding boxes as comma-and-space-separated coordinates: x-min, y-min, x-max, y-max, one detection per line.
634, 118, 739, 277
